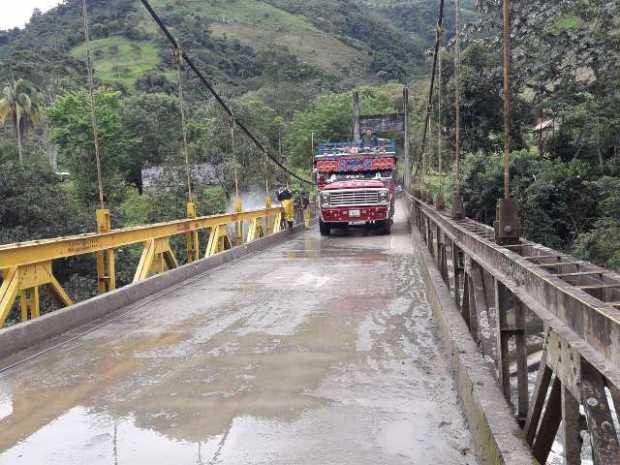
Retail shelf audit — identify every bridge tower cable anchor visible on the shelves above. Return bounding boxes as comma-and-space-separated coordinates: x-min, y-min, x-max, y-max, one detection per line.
263, 172, 272, 236
403, 87, 411, 191
451, 0, 465, 219
414, 0, 445, 189
174, 45, 199, 262
230, 115, 243, 246
494, 0, 521, 245
81, 0, 116, 293
435, 43, 446, 211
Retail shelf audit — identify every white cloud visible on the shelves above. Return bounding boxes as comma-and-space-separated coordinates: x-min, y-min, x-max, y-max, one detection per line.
1, 1, 63, 31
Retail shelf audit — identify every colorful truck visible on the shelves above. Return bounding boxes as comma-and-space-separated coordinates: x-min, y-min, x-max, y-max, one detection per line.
314, 140, 397, 236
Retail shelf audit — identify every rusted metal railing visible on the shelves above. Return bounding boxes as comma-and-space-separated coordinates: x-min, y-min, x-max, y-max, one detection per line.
408, 192, 620, 465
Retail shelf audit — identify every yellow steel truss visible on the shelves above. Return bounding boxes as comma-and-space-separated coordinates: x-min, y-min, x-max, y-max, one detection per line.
133, 238, 179, 282
273, 211, 284, 233
0, 207, 285, 328
185, 202, 200, 263
205, 224, 232, 257
246, 218, 264, 242
0, 208, 282, 268
0, 262, 74, 327
96, 209, 115, 293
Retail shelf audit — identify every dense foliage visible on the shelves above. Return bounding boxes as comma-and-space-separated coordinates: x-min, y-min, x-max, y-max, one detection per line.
0, 1, 429, 318
2, 0, 620, 325
419, 0, 620, 271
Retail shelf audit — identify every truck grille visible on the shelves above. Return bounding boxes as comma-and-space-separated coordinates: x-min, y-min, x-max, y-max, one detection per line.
327, 190, 381, 207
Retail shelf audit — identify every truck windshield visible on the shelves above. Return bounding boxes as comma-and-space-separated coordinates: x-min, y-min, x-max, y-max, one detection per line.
324, 171, 393, 183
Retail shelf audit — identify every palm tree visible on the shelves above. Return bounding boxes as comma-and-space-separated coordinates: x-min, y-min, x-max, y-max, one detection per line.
0, 79, 43, 165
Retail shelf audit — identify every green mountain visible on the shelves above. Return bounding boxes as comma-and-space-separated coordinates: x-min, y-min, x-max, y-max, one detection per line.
0, 0, 474, 101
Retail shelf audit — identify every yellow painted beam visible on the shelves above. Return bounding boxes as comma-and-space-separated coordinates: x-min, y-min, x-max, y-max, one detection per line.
0, 208, 282, 269
133, 238, 179, 283
19, 287, 40, 321
133, 239, 156, 283
185, 202, 200, 263
46, 270, 74, 308
247, 218, 263, 242
0, 206, 287, 328
206, 225, 232, 257
0, 268, 19, 327
96, 209, 116, 294
272, 212, 283, 233
0, 263, 73, 327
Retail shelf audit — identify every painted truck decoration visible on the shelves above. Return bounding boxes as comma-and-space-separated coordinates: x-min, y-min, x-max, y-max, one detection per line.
314, 141, 397, 236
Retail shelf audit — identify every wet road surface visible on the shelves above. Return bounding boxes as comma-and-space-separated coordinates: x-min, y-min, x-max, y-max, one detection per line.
0, 203, 478, 465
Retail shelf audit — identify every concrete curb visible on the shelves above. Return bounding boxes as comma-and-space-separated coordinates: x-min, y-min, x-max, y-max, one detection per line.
0, 224, 306, 362
412, 227, 538, 465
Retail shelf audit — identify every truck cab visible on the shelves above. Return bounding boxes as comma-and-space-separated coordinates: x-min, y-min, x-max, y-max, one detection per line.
314, 141, 397, 236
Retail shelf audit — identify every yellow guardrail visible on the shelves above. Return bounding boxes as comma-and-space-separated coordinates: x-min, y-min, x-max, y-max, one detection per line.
0, 206, 286, 328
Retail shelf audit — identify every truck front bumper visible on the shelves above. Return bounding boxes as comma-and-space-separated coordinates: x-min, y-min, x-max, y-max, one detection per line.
320, 205, 389, 223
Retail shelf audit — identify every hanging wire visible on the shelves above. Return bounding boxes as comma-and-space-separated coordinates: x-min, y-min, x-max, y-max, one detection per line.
427, 85, 435, 178
453, 0, 462, 201
502, 0, 512, 198
412, 0, 446, 184
80, 0, 105, 209
438, 45, 444, 189
420, 0, 446, 156
139, 0, 313, 186
230, 114, 239, 199
175, 46, 193, 203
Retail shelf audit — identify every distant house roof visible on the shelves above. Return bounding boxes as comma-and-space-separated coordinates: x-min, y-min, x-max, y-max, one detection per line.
533, 119, 554, 132
142, 163, 221, 192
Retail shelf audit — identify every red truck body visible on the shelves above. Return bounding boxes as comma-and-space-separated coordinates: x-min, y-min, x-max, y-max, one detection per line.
314, 142, 397, 236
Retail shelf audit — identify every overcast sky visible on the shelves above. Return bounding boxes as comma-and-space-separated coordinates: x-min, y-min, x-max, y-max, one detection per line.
1, 1, 63, 30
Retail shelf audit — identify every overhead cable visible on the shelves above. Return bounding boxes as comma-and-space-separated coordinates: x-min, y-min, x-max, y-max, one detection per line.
80, 0, 105, 208
139, 0, 314, 185
420, 0, 446, 155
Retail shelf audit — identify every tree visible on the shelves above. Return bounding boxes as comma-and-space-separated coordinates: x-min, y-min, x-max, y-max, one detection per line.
0, 160, 90, 244
574, 177, 620, 270
123, 92, 182, 188
284, 85, 401, 169
0, 79, 44, 165
48, 89, 136, 207
469, 0, 620, 165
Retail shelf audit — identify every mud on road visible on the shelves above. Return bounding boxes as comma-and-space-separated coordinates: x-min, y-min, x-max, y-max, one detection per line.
0, 202, 478, 465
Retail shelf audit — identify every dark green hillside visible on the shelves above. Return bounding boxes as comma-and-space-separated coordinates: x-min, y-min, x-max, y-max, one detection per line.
0, 0, 451, 99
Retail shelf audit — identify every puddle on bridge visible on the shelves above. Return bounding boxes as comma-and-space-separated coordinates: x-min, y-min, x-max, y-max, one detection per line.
0, 202, 478, 465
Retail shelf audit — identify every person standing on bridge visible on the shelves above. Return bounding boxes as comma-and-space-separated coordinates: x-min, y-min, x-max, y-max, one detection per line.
277, 185, 295, 230
361, 128, 379, 148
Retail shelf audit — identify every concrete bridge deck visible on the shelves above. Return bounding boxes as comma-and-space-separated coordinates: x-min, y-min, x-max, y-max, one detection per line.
0, 206, 477, 465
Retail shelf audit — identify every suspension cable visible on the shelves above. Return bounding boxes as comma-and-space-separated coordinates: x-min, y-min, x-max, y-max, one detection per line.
175, 46, 193, 203
426, 86, 435, 177
503, 0, 512, 198
80, 0, 105, 209
420, 0, 446, 156
139, 0, 313, 186
438, 45, 443, 188
453, 0, 462, 200
412, 0, 445, 184
230, 114, 239, 199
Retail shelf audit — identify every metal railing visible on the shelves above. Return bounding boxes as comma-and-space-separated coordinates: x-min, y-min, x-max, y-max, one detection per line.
0, 206, 287, 328
408, 192, 620, 465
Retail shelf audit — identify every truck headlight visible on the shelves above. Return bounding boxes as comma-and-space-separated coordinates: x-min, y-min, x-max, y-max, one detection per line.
378, 190, 389, 204
320, 192, 330, 207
